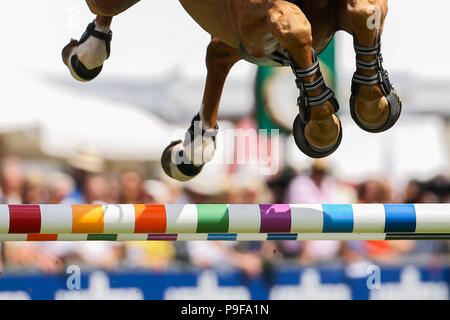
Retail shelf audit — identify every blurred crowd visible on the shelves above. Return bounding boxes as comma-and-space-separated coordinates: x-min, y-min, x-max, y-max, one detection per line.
0, 150, 449, 278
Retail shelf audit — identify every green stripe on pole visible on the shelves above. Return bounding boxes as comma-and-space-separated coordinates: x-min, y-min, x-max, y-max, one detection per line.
196, 204, 229, 233
87, 234, 118, 241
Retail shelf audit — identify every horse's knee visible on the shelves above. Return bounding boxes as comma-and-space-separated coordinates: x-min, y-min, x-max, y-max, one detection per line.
267, 2, 312, 47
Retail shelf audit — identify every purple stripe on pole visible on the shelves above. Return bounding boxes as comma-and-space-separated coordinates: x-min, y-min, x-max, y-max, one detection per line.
147, 234, 178, 241
259, 204, 291, 233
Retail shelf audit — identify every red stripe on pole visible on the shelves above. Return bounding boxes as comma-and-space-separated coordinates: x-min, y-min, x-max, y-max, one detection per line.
8, 205, 41, 234
134, 205, 166, 233
27, 234, 58, 241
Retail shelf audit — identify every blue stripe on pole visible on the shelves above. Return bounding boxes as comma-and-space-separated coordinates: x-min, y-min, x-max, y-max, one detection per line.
267, 233, 298, 240
384, 204, 416, 233
207, 233, 237, 241
322, 204, 354, 233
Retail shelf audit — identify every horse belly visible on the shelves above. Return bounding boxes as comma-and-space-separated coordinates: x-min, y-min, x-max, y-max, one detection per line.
179, 0, 241, 48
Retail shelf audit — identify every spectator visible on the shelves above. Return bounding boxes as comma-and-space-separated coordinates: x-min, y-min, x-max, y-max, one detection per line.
125, 241, 176, 272
227, 170, 274, 204
66, 147, 105, 204
47, 172, 75, 204
142, 179, 172, 204
186, 241, 263, 278
120, 170, 144, 204
104, 174, 120, 203
22, 169, 46, 204
284, 159, 355, 203
84, 174, 108, 204
0, 156, 24, 204
358, 179, 392, 203
183, 165, 229, 204
3, 242, 64, 274
73, 242, 124, 271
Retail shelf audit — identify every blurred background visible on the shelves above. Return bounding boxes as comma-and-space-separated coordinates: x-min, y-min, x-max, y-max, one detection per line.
0, 0, 449, 300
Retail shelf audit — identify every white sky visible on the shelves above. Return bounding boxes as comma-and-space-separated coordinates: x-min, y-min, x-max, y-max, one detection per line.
1, 0, 448, 81
337, 0, 450, 80
0, 0, 253, 80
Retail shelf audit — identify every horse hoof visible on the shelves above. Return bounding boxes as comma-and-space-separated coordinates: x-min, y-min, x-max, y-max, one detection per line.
293, 114, 342, 159
62, 39, 78, 67
61, 39, 103, 82
350, 89, 402, 133
161, 140, 204, 182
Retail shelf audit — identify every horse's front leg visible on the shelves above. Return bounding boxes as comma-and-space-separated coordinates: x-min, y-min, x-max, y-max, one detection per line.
161, 38, 241, 181
61, 0, 140, 82
337, 0, 401, 132
266, 1, 342, 158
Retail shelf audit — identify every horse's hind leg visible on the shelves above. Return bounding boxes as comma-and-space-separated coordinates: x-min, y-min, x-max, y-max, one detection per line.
266, 1, 341, 158
161, 38, 241, 181
61, 0, 140, 82
337, 0, 401, 132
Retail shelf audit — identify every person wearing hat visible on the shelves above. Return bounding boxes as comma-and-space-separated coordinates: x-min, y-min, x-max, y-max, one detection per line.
66, 147, 105, 204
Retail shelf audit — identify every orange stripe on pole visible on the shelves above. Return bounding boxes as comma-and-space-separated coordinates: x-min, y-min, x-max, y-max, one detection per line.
134, 205, 166, 233
27, 234, 58, 241
72, 205, 104, 233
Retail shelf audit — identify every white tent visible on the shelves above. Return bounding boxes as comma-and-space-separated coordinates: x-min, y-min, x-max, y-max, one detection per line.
0, 63, 172, 161
0, 0, 256, 123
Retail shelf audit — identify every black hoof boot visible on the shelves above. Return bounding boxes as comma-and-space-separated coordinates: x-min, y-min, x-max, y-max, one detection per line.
161, 114, 218, 182
62, 20, 112, 82
350, 30, 402, 133
289, 49, 342, 158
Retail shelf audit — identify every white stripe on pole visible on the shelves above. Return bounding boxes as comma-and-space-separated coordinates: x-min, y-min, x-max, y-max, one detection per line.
57, 234, 88, 241
165, 204, 198, 233
415, 204, 450, 233
103, 204, 136, 234
40, 204, 72, 234
176, 233, 208, 241
0, 205, 10, 234
117, 234, 148, 241
0, 234, 27, 241
352, 204, 386, 233
290, 204, 323, 233
297, 233, 386, 241
236, 233, 267, 241
228, 204, 261, 233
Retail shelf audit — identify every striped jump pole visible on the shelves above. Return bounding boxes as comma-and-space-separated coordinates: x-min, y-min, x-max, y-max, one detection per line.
0, 204, 449, 240
1, 233, 450, 242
